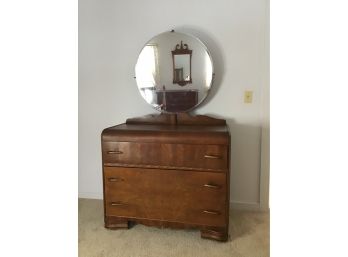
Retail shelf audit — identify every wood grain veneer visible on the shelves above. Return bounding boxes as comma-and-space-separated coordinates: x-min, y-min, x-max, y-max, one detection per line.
101, 114, 230, 241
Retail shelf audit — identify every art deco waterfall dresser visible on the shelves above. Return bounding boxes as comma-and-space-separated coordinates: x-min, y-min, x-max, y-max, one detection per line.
101, 31, 230, 241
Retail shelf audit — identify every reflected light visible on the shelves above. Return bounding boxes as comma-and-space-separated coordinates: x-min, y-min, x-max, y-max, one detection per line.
205, 54, 213, 89
140, 88, 154, 104
135, 44, 159, 90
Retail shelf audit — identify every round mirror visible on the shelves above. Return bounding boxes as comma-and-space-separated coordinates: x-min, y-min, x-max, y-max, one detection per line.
135, 31, 214, 113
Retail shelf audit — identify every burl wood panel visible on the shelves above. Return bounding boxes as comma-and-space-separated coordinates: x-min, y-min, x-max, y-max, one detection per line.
102, 142, 228, 172
101, 115, 230, 241
102, 124, 229, 145
104, 167, 227, 227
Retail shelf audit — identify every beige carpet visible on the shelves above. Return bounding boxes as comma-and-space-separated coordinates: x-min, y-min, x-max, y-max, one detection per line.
79, 199, 269, 257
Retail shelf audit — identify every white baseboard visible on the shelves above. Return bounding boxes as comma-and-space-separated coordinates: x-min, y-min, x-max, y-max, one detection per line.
78, 191, 103, 200
230, 201, 261, 211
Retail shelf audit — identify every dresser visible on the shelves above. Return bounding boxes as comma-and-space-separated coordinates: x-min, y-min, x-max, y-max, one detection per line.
156, 90, 198, 112
101, 114, 230, 241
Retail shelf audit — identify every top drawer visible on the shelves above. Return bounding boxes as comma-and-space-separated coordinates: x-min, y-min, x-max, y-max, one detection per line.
102, 142, 228, 172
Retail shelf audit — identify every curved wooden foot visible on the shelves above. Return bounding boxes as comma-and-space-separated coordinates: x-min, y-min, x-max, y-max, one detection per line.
200, 228, 228, 242
105, 216, 129, 229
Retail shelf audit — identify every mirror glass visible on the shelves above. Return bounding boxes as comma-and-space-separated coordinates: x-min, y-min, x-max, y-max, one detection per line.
135, 31, 213, 113
174, 55, 190, 82
172, 41, 192, 86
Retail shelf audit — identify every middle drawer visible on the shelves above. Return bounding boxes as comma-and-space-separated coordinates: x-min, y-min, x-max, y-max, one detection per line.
102, 142, 228, 172
104, 166, 227, 227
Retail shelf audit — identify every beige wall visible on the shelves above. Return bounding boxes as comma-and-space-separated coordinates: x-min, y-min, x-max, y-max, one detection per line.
79, 0, 269, 209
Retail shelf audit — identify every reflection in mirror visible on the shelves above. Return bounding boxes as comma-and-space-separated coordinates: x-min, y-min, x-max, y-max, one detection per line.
174, 55, 190, 82
135, 31, 214, 113
172, 41, 192, 86
135, 44, 159, 104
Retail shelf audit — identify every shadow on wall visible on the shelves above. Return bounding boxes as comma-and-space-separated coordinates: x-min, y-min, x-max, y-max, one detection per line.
202, 114, 262, 206
228, 118, 262, 205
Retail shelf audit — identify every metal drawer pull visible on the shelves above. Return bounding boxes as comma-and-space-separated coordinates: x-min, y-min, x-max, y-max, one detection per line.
108, 177, 124, 182
107, 150, 123, 154
111, 202, 124, 206
202, 210, 220, 215
204, 183, 221, 189
204, 154, 222, 159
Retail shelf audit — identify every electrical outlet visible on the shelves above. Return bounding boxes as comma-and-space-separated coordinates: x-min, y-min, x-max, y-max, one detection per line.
244, 91, 253, 103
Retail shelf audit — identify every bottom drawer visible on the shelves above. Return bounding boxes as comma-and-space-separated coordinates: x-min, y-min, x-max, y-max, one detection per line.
103, 167, 228, 227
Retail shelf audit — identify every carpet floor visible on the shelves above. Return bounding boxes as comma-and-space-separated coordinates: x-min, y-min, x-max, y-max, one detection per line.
79, 199, 269, 257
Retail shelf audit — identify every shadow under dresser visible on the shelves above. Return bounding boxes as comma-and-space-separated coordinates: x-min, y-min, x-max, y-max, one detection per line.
101, 117, 230, 241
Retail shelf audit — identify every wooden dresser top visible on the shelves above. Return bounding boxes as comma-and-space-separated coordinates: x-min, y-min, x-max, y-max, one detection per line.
102, 123, 230, 145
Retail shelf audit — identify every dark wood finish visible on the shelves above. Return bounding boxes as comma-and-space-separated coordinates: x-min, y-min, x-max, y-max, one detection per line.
102, 124, 229, 145
201, 227, 228, 241
104, 167, 226, 227
101, 114, 230, 241
126, 113, 177, 125
104, 216, 129, 229
171, 41, 192, 86
156, 90, 198, 112
125, 112, 226, 126
102, 142, 228, 172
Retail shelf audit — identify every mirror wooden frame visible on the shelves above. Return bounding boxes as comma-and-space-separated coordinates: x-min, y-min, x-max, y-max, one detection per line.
171, 41, 192, 86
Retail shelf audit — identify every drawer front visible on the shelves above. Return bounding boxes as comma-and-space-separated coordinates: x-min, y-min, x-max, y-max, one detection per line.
102, 142, 228, 172
104, 167, 227, 227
